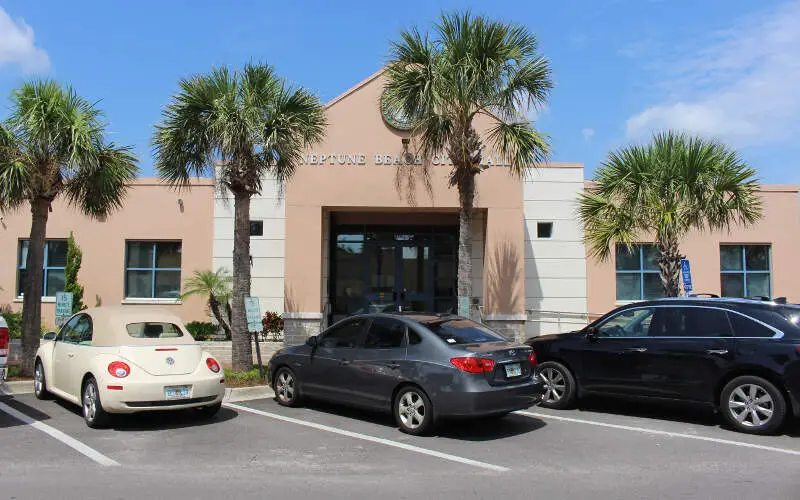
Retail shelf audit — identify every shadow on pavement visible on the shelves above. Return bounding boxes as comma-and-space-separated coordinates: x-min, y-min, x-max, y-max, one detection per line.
0, 395, 54, 428
51, 398, 238, 431
575, 395, 800, 437
297, 398, 546, 441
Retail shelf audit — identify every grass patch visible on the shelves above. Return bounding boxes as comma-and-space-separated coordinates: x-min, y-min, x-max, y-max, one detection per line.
5, 364, 31, 381
224, 365, 269, 388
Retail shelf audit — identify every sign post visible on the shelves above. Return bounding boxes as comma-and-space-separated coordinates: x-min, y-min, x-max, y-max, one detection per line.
680, 259, 693, 295
244, 297, 265, 379
55, 292, 73, 327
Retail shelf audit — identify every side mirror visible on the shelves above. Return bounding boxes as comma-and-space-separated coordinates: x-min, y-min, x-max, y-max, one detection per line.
305, 335, 318, 348
585, 327, 599, 342
43, 331, 56, 341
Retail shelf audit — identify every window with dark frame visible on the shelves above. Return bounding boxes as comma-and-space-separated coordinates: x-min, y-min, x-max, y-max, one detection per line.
720, 245, 771, 298
124, 241, 182, 299
16, 239, 68, 297
536, 222, 553, 239
615, 244, 664, 301
249, 220, 264, 237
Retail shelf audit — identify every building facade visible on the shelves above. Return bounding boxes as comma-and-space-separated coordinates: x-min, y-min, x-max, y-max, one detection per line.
2, 71, 799, 341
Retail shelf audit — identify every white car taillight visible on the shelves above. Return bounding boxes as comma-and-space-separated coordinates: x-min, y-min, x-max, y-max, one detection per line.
206, 357, 220, 373
108, 361, 130, 378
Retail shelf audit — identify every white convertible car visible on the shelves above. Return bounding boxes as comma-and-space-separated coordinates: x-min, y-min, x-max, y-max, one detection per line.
34, 307, 225, 428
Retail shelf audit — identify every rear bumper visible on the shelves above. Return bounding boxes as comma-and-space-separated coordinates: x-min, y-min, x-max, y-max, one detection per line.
434, 378, 544, 418
99, 373, 225, 413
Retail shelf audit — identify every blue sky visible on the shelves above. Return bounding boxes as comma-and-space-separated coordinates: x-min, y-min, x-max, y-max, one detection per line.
1, 0, 798, 183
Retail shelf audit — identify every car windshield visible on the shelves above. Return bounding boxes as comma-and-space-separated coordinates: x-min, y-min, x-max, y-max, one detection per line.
424, 319, 505, 345
126, 322, 184, 339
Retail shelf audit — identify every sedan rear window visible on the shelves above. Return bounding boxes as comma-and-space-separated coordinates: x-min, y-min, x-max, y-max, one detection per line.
424, 319, 505, 345
126, 322, 184, 339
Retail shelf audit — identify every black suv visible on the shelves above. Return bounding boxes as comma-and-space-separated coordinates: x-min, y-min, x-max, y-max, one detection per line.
526, 298, 800, 434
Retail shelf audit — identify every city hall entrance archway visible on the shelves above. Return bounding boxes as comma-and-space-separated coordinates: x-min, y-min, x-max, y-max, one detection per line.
328, 213, 460, 325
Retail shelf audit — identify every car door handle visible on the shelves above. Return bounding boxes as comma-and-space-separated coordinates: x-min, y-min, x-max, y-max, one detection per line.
339, 359, 351, 366
624, 347, 647, 353
67, 353, 75, 358
706, 349, 729, 355
387, 362, 400, 370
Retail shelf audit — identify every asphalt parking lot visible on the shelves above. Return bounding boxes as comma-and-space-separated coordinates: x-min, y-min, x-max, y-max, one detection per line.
1, 389, 799, 500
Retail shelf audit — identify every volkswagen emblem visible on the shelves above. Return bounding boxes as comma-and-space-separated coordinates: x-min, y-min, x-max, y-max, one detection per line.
166, 357, 175, 366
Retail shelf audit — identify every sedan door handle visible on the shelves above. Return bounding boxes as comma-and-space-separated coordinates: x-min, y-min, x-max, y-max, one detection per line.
387, 362, 400, 370
706, 349, 729, 355
624, 347, 648, 353
339, 359, 351, 366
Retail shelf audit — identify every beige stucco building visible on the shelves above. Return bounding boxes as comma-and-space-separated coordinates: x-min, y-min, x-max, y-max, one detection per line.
2, 71, 799, 342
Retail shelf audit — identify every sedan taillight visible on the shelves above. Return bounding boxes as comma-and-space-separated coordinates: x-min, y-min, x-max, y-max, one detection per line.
450, 357, 495, 373
528, 351, 538, 367
206, 357, 221, 373
0, 326, 9, 356
108, 361, 130, 378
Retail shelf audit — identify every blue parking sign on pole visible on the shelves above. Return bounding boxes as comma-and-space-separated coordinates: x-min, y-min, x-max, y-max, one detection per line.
680, 259, 693, 294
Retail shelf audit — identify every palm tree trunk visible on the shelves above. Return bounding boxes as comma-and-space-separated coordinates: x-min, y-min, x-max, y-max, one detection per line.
456, 174, 475, 317
230, 191, 253, 371
208, 295, 232, 339
657, 234, 683, 297
20, 198, 50, 377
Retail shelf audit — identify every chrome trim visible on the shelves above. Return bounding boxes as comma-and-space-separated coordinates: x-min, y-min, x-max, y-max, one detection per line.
596, 304, 785, 340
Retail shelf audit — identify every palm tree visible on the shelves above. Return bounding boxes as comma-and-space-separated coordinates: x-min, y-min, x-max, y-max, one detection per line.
0, 80, 138, 376
578, 131, 763, 297
181, 268, 233, 340
153, 63, 326, 371
383, 11, 552, 315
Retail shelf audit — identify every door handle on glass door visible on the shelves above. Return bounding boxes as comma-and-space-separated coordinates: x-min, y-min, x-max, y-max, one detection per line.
624, 347, 647, 353
706, 349, 729, 355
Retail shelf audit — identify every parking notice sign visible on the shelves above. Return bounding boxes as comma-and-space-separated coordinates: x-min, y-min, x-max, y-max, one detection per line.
681, 259, 693, 293
55, 291, 73, 326
244, 296, 262, 333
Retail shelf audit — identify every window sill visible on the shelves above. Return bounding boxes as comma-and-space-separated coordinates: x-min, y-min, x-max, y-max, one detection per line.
121, 298, 183, 305
14, 296, 56, 304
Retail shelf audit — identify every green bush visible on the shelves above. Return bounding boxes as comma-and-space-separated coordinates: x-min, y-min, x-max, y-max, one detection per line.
0, 305, 22, 339
185, 321, 216, 341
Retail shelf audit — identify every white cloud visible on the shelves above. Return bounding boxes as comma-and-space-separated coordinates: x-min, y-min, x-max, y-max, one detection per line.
626, 1, 800, 147
0, 8, 50, 72
581, 128, 595, 142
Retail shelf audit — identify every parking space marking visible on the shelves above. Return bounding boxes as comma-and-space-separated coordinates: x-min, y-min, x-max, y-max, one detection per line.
225, 403, 510, 472
517, 411, 800, 457
0, 401, 120, 467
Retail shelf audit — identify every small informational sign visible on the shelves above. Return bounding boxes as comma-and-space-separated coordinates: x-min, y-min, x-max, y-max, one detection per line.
681, 259, 693, 293
457, 296, 470, 318
55, 291, 73, 326
244, 296, 262, 333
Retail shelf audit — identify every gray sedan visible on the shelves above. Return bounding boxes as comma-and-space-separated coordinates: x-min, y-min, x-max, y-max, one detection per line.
267, 313, 544, 435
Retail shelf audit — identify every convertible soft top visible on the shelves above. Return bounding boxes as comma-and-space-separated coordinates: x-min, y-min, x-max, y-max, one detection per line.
80, 306, 196, 347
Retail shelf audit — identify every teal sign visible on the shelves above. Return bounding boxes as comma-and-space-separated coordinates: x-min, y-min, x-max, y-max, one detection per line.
457, 296, 470, 318
244, 297, 262, 333
55, 291, 73, 326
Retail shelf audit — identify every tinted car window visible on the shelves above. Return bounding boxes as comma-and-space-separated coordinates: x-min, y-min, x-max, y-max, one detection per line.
729, 313, 777, 338
424, 319, 504, 345
320, 318, 366, 348
408, 329, 423, 345
364, 318, 405, 349
126, 322, 184, 339
596, 308, 655, 338
651, 307, 732, 337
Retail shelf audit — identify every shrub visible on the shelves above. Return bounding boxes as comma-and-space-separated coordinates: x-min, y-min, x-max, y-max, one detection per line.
261, 311, 284, 341
185, 321, 216, 341
0, 305, 22, 339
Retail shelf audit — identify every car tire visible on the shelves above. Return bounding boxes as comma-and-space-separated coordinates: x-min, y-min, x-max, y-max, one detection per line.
538, 361, 577, 410
720, 376, 786, 435
394, 386, 434, 436
82, 377, 111, 429
196, 402, 222, 418
273, 367, 301, 407
34, 359, 51, 400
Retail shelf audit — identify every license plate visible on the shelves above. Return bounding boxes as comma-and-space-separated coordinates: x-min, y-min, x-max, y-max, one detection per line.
504, 363, 522, 378
0, 367, 6, 381
164, 385, 191, 400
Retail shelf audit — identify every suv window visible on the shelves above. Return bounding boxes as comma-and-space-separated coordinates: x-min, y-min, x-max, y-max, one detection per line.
596, 308, 655, 338
423, 319, 504, 345
363, 318, 406, 349
320, 318, 367, 348
650, 307, 732, 337
728, 313, 777, 338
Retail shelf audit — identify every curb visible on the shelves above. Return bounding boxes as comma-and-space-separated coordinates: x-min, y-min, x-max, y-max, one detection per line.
224, 385, 275, 403
0, 380, 34, 395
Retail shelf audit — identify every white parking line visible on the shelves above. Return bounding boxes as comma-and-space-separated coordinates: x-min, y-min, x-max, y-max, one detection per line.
225, 402, 510, 472
0, 401, 120, 467
517, 410, 800, 457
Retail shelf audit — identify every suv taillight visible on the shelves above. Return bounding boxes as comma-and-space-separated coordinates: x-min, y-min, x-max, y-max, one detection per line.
450, 357, 495, 373
0, 326, 9, 356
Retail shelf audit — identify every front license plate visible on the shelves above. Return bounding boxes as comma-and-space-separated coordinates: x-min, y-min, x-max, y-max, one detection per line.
504, 363, 522, 378
164, 385, 191, 400
0, 367, 6, 381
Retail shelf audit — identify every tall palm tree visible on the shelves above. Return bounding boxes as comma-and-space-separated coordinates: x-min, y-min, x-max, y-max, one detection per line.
384, 11, 552, 315
181, 268, 233, 340
153, 63, 326, 371
578, 131, 763, 297
0, 80, 138, 376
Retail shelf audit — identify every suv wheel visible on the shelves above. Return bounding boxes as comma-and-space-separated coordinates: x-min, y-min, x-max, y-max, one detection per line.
538, 361, 577, 409
720, 376, 786, 435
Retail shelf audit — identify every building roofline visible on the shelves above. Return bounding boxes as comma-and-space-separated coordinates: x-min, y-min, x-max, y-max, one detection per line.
324, 67, 387, 110
132, 177, 215, 187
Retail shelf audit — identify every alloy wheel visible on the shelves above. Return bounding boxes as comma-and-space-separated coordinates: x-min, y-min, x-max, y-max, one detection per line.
541, 367, 566, 404
276, 371, 295, 403
34, 364, 43, 395
83, 383, 97, 423
398, 391, 426, 430
728, 383, 774, 428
